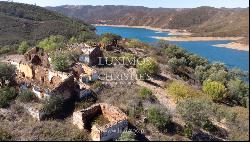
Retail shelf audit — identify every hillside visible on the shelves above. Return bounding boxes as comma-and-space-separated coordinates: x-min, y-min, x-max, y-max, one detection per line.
0, 2, 95, 46
47, 5, 249, 41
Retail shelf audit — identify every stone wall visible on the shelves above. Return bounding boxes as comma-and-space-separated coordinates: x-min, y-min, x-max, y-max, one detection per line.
72, 103, 128, 141
19, 62, 34, 79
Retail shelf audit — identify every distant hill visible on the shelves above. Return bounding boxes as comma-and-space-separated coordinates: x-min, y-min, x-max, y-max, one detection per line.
47, 5, 249, 42
0, 2, 95, 46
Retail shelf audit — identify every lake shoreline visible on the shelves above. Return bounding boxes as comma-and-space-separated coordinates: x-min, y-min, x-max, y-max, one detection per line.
94, 24, 249, 52
153, 36, 249, 51
93, 24, 192, 36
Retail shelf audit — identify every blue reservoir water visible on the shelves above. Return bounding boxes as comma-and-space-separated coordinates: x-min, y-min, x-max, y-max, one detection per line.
96, 26, 249, 71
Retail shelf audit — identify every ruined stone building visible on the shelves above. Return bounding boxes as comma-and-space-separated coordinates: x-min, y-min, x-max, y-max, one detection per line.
12, 61, 76, 100
24, 47, 50, 68
73, 103, 128, 141
68, 43, 103, 66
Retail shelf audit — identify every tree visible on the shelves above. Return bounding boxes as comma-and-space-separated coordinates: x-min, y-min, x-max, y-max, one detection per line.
0, 63, 16, 86
117, 131, 136, 141
203, 79, 226, 101
18, 41, 29, 54
137, 57, 159, 80
38, 35, 65, 52
42, 95, 64, 116
51, 53, 71, 71
227, 78, 249, 107
147, 105, 172, 131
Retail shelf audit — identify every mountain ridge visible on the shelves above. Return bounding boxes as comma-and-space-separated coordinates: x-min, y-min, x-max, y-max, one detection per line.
47, 5, 249, 43
0, 2, 95, 47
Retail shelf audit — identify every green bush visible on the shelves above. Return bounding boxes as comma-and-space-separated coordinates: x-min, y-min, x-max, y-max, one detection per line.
117, 131, 136, 141
177, 99, 213, 127
0, 128, 12, 141
101, 33, 121, 46
126, 39, 147, 48
18, 41, 29, 54
147, 105, 172, 131
42, 95, 64, 116
165, 45, 188, 59
38, 35, 65, 52
138, 87, 153, 100
227, 78, 249, 107
137, 57, 159, 80
168, 57, 187, 73
17, 90, 37, 103
183, 123, 193, 139
187, 54, 208, 69
203, 79, 226, 101
51, 53, 71, 71
0, 62, 16, 86
0, 87, 16, 108
77, 31, 99, 43
167, 81, 200, 101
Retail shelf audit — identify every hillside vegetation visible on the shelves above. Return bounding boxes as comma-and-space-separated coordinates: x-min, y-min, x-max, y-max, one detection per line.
0, 2, 95, 47
47, 6, 249, 41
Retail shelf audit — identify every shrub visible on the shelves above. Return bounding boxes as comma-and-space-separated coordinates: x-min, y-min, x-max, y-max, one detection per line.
183, 123, 193, 139
77, 31, 99, 43
138, 87, 154, 101
227, 78, 249, 107
147, 105, 172, 131
51, 53, 71, 71
165, 45, 188, 59
42, 95, 64, 116
167, 81, 200, 101
203, 79, 226, 101
168, 57, 187, 73
17, 90, 37, 103
18, 41, 29, 54
68, 37, 78, 44
137, 57, 159, 80
177, 98, 213, 127
0, 62, 16, 86
0, 87, 16, 108
0, 128, 11, 141
38, 35, 65, 52
187, 54, 208, 69
126, 39, 147, 48
117, 131, 136, 141
101, 33, 121, 46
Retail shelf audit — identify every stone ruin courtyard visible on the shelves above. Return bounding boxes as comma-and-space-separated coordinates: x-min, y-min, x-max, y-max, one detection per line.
73, 103, 128, 141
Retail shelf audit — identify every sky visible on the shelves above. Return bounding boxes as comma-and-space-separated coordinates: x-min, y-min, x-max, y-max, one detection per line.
2, 0, 249, 8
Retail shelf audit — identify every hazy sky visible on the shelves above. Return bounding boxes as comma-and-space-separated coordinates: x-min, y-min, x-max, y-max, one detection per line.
3, 0, 249, 8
